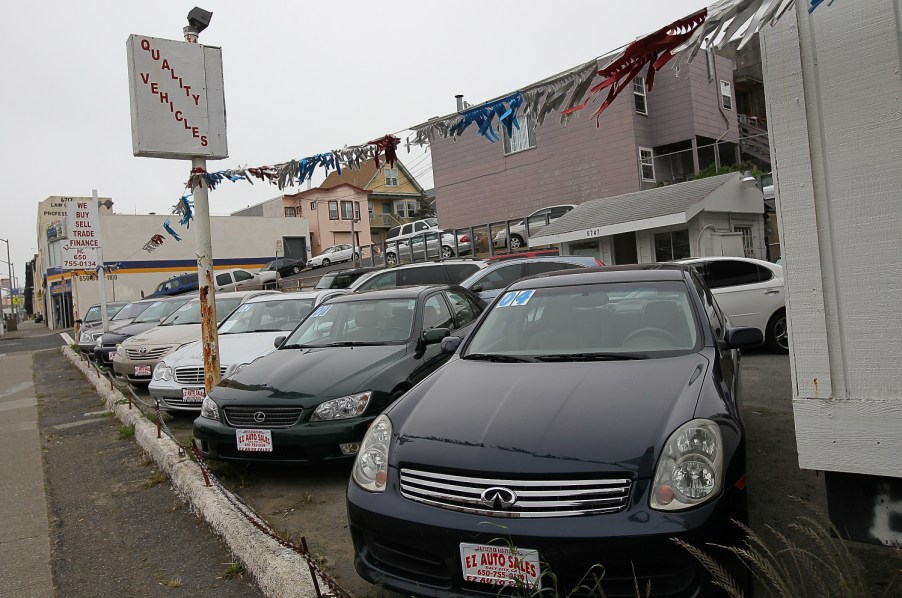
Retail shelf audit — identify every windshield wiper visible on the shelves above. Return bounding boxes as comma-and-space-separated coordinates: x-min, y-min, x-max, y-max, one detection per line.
534, 352, 648, 362
279, 343, 311, 350
324, 341, 387, 347
464, 353, 537, 363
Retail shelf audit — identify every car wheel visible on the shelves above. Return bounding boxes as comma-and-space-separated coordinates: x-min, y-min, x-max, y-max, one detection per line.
322, 258, 331, 267
510, 234, 525, 250
441, 245, 455, 259
385, 252, 397, 266
292, 266, 300, 274
765, 309, 789, 354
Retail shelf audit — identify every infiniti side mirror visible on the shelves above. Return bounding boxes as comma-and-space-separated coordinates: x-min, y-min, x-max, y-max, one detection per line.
274, 336, 287, 349
724, 326, 764, 349
440, 335, 462, 354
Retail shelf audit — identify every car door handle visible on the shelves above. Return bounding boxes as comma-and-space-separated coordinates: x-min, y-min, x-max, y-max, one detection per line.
764, 289, 780, 295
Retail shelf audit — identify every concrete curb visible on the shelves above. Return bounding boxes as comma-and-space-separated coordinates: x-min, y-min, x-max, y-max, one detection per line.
62, 346, 323, 598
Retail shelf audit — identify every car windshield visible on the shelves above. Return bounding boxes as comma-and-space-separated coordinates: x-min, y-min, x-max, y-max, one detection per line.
134, 300, 185, 323
464, 281, 700, 360
111, 302, 149, 321
282, 298, 416, 348
160, 297, 242, 326
219, 298, 316, 335
83, 305, 101, 322
315, 273, 344, 289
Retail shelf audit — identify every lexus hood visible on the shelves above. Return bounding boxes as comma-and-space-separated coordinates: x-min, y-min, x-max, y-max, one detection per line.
212, 344, 408, 407
388, 354, 710, 478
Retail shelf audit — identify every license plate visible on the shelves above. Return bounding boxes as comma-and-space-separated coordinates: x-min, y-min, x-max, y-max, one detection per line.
134, 365, 152, 376
236, 429, 273, 452
182, 388, 205, 402
460, 543, 541, 589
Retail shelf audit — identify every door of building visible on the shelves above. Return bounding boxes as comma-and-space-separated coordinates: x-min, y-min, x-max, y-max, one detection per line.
282, 237, 308, 264
612, 232, 638, 264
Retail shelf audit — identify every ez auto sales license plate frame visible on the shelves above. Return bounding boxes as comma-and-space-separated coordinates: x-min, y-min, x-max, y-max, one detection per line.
459, 543, 541, 589
236, 429, 273, 452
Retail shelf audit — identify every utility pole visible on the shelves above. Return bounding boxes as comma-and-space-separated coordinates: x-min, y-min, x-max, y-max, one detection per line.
92, 190, 111, 334
0, 237, 12, 333
184, 9, 221, 394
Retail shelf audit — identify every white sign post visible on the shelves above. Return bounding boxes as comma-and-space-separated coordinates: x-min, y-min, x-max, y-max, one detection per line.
63, 191, 110, 333
126, 13, 228, 395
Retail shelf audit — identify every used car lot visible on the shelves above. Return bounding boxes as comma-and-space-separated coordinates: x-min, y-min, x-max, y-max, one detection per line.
94, 295, 195, 367
193, 285, 485, 462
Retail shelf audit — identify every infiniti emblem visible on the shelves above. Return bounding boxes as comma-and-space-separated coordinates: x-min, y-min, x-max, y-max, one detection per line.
253, 411, 266, 423
481, 486, 517, 509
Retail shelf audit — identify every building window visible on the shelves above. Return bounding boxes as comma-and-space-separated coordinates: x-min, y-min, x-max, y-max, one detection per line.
395, 200, 417, 218
328, 201, 338, 220
384, 168, 399, 187
720, 80, 733, 111
284, 207, 297, 217
639, 147, 655, 182
503, 113, 536, 155
634, 76, 648, 115
355, 201, 361, 221
340, 201, 354, 220
654, 230, 691, 262
310, 201, 317, 211
367, 201, 374, 215
734, 225, 754, 257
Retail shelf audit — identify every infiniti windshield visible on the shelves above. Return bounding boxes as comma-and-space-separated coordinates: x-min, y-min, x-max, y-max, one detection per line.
282, 298, 416, 347
465, 281, 701, 359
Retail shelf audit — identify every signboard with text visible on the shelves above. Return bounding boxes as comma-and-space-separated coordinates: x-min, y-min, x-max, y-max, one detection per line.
126, 34, 228, 159
61, 198, 101, 270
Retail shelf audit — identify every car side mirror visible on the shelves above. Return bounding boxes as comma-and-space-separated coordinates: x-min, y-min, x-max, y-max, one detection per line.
75, 319, 83, 325
422, 328, 450, 345
274, 336, 287, 349
440, 335, 462, 354
140, 290, 145, 298
471, 283, 484, 293
724, 327, 764, 349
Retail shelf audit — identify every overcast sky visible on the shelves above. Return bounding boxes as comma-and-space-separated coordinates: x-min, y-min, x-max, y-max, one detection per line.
0, 0, 706, 283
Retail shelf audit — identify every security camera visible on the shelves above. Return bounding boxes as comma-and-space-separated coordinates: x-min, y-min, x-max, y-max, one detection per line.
187, 7, 213, 33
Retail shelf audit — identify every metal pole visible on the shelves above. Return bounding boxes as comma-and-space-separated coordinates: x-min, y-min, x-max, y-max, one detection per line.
185, 25, 221, 393
92, 190, 111, 334
0, 239, 8, 335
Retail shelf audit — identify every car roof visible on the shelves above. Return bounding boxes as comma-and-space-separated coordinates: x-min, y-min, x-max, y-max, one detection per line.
507, 264, 691, 290
328, 266, 382, 276
348, 259, 487, 289
243, 290, 330, 303
675, 256, 780, 268
329, 284, 459, 302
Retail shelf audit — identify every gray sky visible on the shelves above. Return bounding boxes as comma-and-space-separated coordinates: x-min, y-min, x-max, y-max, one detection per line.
0, 0, 705, 283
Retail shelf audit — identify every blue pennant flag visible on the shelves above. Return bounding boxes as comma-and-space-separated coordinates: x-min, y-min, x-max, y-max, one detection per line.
163, 219, 182, 242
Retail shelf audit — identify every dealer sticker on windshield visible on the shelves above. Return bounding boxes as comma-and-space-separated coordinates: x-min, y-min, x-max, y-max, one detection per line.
236, 429, 273, 452
310, 305, 333, 317
497, 289, 535, 308
459, 543, 541, 589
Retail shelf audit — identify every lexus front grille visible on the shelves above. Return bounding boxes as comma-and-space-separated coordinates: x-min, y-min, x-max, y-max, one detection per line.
400, 468, 632, 518
223, 406, 303, 429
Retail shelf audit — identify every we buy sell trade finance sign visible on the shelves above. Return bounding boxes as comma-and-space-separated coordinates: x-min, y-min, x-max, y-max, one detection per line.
62, 199, 101, 270
126, 35, 228, 160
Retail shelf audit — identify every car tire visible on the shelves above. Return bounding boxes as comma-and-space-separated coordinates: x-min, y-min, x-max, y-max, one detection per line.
385, 252, 397, 267
441, 245, 455, 259
322, 258, 331, 267
765, 309, 789, 354
510, 234, 525, 250
292, 266, 300, 274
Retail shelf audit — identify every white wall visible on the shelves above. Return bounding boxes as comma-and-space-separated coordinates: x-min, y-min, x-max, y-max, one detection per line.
763, 0, 902, 477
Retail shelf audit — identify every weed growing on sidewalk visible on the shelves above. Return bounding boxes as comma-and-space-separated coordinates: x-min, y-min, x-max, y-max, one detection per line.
160, 576, 182, 588
144, 470, 167, 488
117, 424, 135, 440
222, 562, 245, 580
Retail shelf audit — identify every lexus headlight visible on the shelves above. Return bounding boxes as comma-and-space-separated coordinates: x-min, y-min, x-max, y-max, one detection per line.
114, 344, 124, 359
650, 419, 723, 511
311, 391, 372, 421
352, 414, 392, 492
200, 396, 220, 421
153, 361, 172, 382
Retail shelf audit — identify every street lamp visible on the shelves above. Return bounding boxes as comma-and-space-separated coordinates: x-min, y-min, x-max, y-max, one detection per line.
0, 238, 14, 325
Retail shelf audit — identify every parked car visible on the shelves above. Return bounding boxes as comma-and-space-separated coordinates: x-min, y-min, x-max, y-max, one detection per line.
113, 290, 277, 385
384, 231, 472, 266
314, 266, 382, 290
347, 265, 761, 596
76, 301, 128, 356
193, 285, 485, 462
258, 258, 306, 284
349, 260, 488, 293
144, 272, 199, 299
675, 256, 786, 353
307, 244, 359, 268
384, 219, 440, 245
214, 268, 261, 291
460, 255, 604, 302
493, 204, 577, 250
94, 296, 195, 368
150, 290, 341, 412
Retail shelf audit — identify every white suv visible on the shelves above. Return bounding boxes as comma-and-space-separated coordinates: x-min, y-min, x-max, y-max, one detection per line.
384, 219, 471, 265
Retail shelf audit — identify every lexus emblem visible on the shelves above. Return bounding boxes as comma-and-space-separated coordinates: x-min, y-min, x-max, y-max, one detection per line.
253, 411, 266, 423
481, 486, 517, 509
138, 346, 148, 355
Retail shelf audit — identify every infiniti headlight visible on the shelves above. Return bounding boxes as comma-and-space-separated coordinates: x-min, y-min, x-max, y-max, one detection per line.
200, 396, 220, 421
152, 361, 172, 382
311, 391, 372, 421
650, 419, 723, 511
352, 414, 392, 492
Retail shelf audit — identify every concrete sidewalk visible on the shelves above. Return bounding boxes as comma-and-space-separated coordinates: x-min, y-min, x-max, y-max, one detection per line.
0, 352, 53, 597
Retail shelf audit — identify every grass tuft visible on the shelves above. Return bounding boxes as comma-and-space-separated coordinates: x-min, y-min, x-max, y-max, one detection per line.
117, 424, 135, 440
144, 470, 167, 488
222, 562, 245, 580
